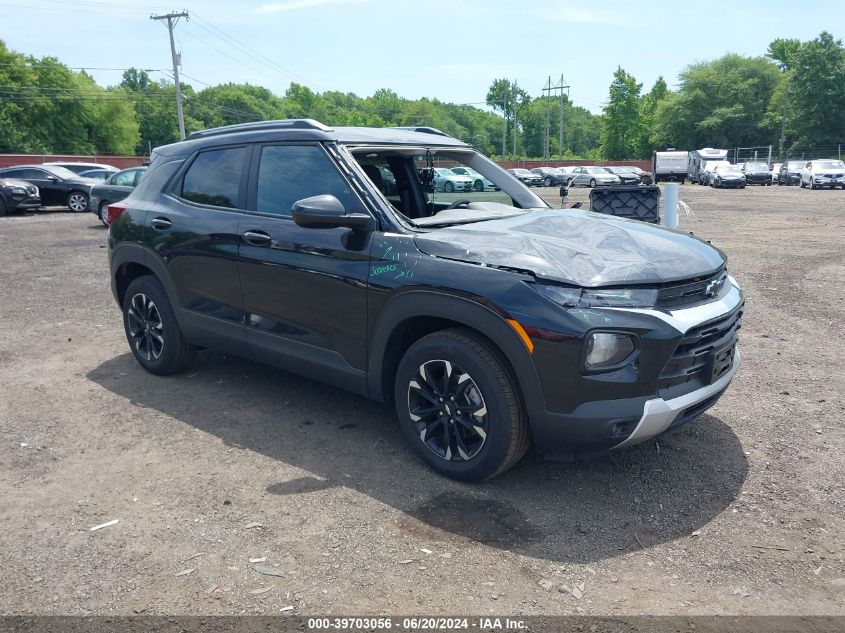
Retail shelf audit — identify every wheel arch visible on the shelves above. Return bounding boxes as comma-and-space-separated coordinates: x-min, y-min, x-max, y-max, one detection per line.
367, 290, 544, 414
111, 245, 182, 318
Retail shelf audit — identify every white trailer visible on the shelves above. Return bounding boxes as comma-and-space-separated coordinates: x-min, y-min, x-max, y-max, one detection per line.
689, 148, 729, 183
653, 150, 689, 183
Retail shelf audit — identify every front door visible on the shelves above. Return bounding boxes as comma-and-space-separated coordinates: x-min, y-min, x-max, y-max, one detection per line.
237, 143, 375, 393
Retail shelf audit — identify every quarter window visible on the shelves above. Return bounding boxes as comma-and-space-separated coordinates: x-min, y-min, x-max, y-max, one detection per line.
256, 145, 358, 217
182, 147, 246, 208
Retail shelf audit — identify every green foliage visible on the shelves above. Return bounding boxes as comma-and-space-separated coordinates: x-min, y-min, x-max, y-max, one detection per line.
600, 67, 642, 160
786, 31, 845, 147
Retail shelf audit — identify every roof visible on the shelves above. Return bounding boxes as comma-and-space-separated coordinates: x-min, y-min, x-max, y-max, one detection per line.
153, 119, 468, 159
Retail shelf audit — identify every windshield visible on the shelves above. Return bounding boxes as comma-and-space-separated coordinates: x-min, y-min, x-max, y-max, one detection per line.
718, 166, 743, 175
787, 161, 804, 170
587, 167, 609, 174
41, 165, 79, 179
349, 147, 547, 228
511, 169, 532, 176
746, 162, 768, 171
814, 160, 845, 170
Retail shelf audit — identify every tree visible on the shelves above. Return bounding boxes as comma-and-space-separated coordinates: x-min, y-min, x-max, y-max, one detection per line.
787, 32, 845, 148
635, 77, 669, 158
766, 38, 801, 158
600, 67, 641, 159
485, 79, 529, 157
651, 54, 781, 150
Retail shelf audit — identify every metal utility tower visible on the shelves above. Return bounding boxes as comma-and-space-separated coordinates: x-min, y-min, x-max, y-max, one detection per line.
541, 75, 570, 159
150, 11, 189, 140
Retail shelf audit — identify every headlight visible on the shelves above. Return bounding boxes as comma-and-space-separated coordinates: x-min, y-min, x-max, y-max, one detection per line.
533, 284, 658, 308
9, 187, 27, 195
584, 332, 636, 370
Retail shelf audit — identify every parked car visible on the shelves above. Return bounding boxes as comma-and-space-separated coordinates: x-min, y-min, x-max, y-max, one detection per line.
433, 167, 473, 192
770, 163, 781, 184
108, 119, 743, 481
530, 167, 568, 187
699, 160, 730, 186
507, 168, 543, 187
742, 161, 771, 186
604, 166, 642, 186
799, 159, 845, 190
449, 166, 498, 191
79, 168, 119, 181
45, 161, 118, 175
0, 164, 97, 212
608, 165, 654, 185
567, 166, 621, 188
710, 164, 746, 189
777, 161, 805, 186
0, 178, 41, 216
90, 166, 147, 225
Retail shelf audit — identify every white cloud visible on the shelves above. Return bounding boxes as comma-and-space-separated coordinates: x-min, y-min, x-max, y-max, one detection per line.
255, 0, 371, 13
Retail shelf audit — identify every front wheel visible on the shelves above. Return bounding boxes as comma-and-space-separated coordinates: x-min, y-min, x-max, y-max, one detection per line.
444, 181, 455, 193
66, 191, 89, 212
589, 178, 596, 188
0, 197, 6, 217
394, 328, 530, 481
122, 276, 197, 375
473, 179, 484, 192
809, 179, 816, 190
543, 177, 553, 187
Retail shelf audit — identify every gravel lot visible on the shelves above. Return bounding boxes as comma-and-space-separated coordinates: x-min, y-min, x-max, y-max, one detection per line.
0, 184, 843, 616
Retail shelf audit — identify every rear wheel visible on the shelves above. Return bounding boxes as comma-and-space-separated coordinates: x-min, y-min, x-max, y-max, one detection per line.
122, 276, 197, 375
98, 200, 110, 226
589, 178, 596, 188
543, 176, 553, 187
394, 328, 529, 481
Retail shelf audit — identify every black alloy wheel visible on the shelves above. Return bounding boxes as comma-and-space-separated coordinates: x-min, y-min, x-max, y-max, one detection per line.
126, 292, 165, 362
394, 328, 530, 481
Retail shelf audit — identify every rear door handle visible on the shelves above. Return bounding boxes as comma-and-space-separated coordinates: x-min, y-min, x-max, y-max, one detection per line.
150, 217, 172, 230
242, 230, 272, 246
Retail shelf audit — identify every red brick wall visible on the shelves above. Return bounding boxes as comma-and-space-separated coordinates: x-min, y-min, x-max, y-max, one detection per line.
0, 154, 146, 169
498, 159, 652, 170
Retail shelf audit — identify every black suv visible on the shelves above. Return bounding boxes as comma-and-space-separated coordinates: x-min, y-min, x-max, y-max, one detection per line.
0, 178, 40, 216
108, 119, 744, 481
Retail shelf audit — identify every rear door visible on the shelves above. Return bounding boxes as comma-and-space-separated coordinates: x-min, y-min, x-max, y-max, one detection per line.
237, 142, 375, 392
147, 145, 250, 352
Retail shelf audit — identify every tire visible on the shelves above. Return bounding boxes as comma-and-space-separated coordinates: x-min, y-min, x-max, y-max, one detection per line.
122, 275, 197, 375
98, 200, 110, 227
473, 179, 484, 192
809, 179, 816, 190
66, 191, 89, 212
543, 177, 553, 187
394, 328, 530, 482
444, 181, 454, 193
0, 197, 6, 217
589, 178, 596, 188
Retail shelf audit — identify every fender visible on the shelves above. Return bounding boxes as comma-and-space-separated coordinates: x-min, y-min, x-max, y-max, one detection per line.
366, 289, 545, 417
110, 242, 186, 328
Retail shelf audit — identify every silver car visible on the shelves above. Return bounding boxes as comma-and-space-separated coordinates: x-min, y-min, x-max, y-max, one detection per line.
449, 166, 498, 191
433, 167, 474, 192
567, 166, 621, 188
800, 159, 845, 190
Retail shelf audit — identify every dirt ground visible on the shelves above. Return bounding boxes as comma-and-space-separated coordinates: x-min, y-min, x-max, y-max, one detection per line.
0, 184, 843, 617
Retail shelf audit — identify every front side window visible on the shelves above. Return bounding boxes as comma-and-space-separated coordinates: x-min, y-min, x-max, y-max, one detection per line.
181, 147, 246, 208
256, 145, 358, 217
112, 170, 137, 186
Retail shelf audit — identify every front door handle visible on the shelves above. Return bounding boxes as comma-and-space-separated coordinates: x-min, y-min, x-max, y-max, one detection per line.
150, 217, 172, 230
242, 230, 272, 246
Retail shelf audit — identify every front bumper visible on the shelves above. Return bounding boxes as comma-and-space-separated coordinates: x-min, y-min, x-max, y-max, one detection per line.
10, 196, 42, 211
612, 349, 739, 449
715, 178, 745, 188
813, 176, 845, 187
745, 174, 769, 184
527, 282, 744, 458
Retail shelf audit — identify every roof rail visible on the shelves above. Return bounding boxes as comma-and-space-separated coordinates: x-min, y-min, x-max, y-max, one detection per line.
187, 118, 333, 140
392, 126, 452, 138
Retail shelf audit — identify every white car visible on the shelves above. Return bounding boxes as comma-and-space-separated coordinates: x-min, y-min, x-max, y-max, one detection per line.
800, 159, 845, 190
433, 168, 474, 193
771, 162, 782, 184
449, 166, 498, 192
567, 166, 621, 188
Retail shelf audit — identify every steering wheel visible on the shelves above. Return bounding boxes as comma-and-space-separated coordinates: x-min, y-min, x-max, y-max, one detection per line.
446, 199, 472, 209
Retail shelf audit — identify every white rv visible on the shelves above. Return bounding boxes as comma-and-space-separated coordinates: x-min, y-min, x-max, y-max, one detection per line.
689, 148, 729, 183
652, 150, 689, 183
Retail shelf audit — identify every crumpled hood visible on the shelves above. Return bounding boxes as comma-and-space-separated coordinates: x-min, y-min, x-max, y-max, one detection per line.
414, 209, 726, 287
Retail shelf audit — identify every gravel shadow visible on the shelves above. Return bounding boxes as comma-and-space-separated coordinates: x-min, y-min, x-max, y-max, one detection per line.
88, 350, 748, 564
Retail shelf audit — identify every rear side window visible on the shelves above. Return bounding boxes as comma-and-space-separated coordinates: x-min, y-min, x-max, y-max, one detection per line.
112, 170, 136, 186
256, 145, 358, 217
182, 147, 246, 208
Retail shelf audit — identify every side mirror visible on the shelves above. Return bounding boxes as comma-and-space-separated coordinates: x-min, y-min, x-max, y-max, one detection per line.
291, 195, 371, 230
46, 176, 59, 182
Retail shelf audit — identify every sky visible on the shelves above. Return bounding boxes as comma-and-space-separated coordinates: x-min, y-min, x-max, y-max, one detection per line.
1, 0, 838, 115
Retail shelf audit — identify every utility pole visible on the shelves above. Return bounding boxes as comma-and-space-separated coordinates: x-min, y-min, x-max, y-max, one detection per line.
541, 74, 569, 159
151, 11, 189, 140
542, 76, 551, 161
